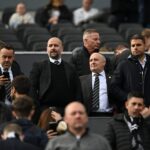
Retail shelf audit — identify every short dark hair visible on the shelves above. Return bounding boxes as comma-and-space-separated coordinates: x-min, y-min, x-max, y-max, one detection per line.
11, 75, 31, 95
0, 42, 14, 52
0, 40, 6, 49
12, 95, 34, 117
130, 34, 145, 44
127, 91, 144, 100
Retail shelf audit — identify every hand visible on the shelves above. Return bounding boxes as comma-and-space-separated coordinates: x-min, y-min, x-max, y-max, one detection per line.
140, 107, 150, 118
0, 75, 8, 86
46, 129, 57, 140
48, 16, 58, 24
51, 111, 62, 122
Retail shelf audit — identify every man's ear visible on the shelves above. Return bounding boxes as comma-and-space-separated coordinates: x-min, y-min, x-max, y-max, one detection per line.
28, 109, 35, 120
125, 100, 128, 109
12, 111, 17, 118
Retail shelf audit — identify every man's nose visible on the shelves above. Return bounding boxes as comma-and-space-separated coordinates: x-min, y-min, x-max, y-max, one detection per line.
5, 57, 9, 61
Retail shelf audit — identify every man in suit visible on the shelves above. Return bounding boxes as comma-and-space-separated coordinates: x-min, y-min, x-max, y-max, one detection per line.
111, 34, 150, 112
30, 37, 82, 112
80, 52, 113, 115
0, 43, 23, 105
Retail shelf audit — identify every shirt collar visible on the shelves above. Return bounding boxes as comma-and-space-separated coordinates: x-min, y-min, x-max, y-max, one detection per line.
92, 70, 105, 77
0, 64, 11, 72
49, 57, 62, 64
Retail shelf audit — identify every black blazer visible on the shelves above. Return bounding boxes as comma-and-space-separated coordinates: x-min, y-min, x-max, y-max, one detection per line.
0, 61, 23, 102
30, 59, 82, 106
79, 72, 113, 114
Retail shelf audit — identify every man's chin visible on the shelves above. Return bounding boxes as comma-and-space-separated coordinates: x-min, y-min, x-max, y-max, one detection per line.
50, 55, 59, 59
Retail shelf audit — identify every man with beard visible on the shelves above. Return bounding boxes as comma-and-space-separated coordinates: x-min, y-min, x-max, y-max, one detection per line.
45, 101, 111, 150
30, 37, 82, 113
0, 43, 23, 105
110, 34, 150, 112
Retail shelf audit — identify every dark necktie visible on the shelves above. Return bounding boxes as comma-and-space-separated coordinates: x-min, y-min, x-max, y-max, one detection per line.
54, 60, 60, 65
92, 73, 99, 111
4, 70, 11, 102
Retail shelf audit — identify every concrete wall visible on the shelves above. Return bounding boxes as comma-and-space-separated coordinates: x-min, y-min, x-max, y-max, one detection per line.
0, 0, 110, 10
15, 51, 113, 76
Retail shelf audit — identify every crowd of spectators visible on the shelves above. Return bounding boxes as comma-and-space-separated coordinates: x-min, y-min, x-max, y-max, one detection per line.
0, 0, 150, 150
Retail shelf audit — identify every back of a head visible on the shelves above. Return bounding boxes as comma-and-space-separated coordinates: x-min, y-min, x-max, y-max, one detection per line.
11, 75, 31, 95
38, 108, 54, 130
2, 123, 22, 140
141, 28, 150, 38
12, 95, 34, 118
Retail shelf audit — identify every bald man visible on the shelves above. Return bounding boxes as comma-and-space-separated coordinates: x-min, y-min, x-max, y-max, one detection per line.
45, 101, 111, 150
80, 52, 113, 115
30, 37, 82, 113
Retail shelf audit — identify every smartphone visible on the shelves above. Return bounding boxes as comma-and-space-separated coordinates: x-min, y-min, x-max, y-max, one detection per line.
48, 122, 58, 132
3, 72, 10, 79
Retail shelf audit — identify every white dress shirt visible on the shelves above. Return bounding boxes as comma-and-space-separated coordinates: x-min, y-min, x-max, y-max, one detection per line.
49, 57, 62, 65
9, 12, 35, 29
92, 71, 112, 112
73, 7, 100, 25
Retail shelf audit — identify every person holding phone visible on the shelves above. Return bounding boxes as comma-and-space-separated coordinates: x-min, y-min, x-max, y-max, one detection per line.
38, 107, 67, 140
0, 42, 23, 105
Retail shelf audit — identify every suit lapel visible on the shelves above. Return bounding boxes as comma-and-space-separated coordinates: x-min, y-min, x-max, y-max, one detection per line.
83, 74, 93, 112
41, 60, 51, 97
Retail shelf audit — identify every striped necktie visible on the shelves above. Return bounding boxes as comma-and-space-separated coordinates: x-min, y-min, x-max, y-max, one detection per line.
4, 70, 11, 102
92, 73, 99, 111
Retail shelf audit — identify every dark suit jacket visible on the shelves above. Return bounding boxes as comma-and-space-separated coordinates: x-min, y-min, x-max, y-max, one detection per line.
0, 61, 23, 102
30, 59, 82, 107
80, 72, 113, 114
0, 138, 42, 150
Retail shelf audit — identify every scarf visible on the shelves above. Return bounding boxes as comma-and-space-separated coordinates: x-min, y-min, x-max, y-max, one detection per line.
124, 111, 144, 150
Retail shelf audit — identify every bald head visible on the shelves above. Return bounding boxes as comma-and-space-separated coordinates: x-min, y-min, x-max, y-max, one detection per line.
89, 52, 106, 73
64, 102, 88, 135
47, 37, 63, 59
65, 101, 87, 116
47, 37, 63, 46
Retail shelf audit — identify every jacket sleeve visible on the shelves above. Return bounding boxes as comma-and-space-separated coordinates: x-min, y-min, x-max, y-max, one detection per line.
110, 61, 128, 103
29, 62, 41, 105
104, 120, 116, 150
